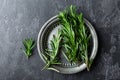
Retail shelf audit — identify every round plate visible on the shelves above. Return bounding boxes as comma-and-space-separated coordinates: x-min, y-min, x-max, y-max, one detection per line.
37, 15, 98, 74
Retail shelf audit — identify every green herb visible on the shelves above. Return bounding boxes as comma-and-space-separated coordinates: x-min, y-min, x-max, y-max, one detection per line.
42, 30, 61, 70
42, 5, 93, 71
22, 38, 35, 59
58, 5, 92, 70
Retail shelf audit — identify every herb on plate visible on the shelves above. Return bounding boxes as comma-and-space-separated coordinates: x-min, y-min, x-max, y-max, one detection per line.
59, 5, 92, 70
42, 5, 93, 71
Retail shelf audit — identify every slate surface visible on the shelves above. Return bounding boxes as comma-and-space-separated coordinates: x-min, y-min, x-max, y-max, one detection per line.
0, 0, 120, 80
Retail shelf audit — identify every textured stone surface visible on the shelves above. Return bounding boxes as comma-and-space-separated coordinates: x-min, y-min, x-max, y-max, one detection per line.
0, 0, 120, 80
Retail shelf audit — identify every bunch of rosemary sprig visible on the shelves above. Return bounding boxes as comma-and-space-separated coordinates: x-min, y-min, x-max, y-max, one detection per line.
59, 5, 92, 70
42, 5, 93, 71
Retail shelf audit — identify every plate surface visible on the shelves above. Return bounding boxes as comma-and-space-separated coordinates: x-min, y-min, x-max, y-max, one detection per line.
37, 15, 98, 74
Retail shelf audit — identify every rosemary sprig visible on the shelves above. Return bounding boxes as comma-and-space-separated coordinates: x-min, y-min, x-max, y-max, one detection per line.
77, 13, 91, 71
42, 30, 61, 70
22, 38, 35, 59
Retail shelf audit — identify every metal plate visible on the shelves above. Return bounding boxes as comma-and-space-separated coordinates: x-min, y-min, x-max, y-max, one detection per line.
37, 15, 98, 74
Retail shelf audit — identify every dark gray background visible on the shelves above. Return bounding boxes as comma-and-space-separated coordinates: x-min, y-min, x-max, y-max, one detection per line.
0, 0, 120, 80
